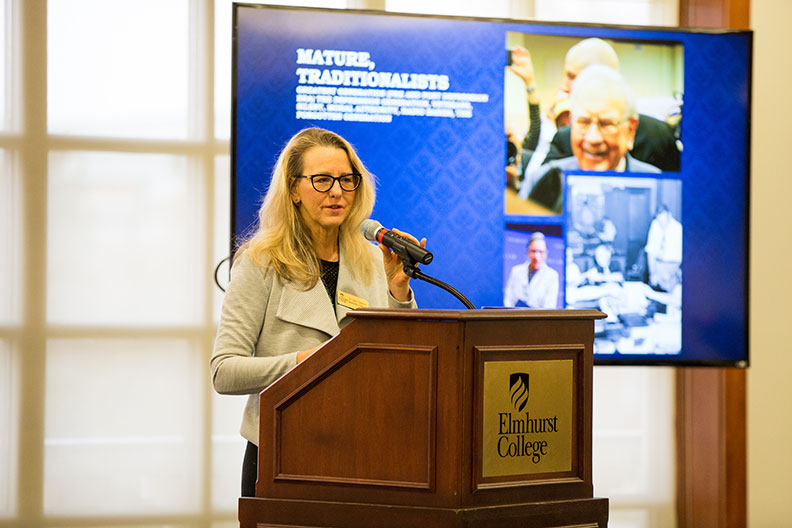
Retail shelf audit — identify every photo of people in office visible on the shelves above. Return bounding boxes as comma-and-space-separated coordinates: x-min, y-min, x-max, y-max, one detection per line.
564, 175, 682, 355
505, 34, 683, 216
503, 225, 564, 309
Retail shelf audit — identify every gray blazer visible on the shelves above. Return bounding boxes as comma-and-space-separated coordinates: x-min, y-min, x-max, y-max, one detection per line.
211, 241, 416, 445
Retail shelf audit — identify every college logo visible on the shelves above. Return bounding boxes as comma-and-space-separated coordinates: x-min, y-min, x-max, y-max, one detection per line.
510, 373, 530, 412
483, 360, 572, 476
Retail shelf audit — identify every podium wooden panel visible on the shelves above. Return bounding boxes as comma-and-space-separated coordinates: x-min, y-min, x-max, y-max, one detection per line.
240, 309, 608, 527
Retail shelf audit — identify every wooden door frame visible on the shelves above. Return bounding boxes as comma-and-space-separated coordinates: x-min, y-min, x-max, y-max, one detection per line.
675, 3, 749, 526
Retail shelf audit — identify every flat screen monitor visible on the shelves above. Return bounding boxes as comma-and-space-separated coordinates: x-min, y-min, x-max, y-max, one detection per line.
232, 4, 751, 366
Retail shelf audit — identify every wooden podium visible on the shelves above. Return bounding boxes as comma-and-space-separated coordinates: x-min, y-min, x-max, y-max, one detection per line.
240, 308, 608, 527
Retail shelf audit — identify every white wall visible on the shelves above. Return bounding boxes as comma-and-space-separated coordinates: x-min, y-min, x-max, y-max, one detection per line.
748, 0, 792, 525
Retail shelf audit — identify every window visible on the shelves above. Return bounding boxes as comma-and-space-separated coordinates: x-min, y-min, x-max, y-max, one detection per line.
0, 149, 20, 324
4, 1, 353, 525
0, 340, 18, 518
43, 338, 203, 515
213, 154, 231, 321
46, 151, 205, 326
6, 0, 237, 524
47, 0, 192, 139
593, 367, 676, 527
0, 2, 6, 129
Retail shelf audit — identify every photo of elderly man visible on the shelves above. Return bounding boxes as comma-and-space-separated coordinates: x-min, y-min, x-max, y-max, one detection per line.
519, 65, 661, 210
542, 38, 680, 172
504, 34, 682, 216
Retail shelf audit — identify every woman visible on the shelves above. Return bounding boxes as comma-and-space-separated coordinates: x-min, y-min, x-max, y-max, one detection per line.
210, 127, 423, 497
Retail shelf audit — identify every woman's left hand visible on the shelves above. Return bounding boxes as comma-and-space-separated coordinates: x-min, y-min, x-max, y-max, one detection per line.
378, 228, 426, 302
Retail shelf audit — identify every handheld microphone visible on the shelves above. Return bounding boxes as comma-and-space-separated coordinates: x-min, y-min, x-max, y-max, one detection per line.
361, 219, 433, 265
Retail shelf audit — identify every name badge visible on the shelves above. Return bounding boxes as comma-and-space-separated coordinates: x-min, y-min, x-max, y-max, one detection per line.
337, 290, 369, 310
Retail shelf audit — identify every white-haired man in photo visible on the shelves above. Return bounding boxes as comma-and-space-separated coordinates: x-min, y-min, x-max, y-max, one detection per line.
520, 65, 661, 204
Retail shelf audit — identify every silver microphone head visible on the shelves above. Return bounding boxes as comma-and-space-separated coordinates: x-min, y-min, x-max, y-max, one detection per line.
360, 219, 384, 241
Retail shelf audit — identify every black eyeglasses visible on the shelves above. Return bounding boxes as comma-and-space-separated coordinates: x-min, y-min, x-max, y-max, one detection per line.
296, 173, 362, 193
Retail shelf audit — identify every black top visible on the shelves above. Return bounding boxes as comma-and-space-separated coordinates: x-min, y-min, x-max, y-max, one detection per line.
320, 259, 339, 308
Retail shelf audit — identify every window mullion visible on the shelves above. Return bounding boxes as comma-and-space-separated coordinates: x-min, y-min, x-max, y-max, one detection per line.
18, 0, 48, 523
194, 0, 217, 519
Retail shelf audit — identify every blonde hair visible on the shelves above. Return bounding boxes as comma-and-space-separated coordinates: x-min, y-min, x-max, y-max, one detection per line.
241, 127, 377, 287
